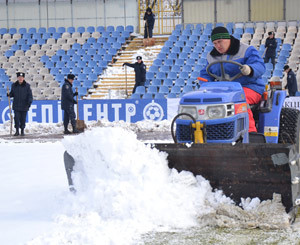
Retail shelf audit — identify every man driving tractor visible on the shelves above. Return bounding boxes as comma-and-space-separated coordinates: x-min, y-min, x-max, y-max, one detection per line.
200, 26, 266, 132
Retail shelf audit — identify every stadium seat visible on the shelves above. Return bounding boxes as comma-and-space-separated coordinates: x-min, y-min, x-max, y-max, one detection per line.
143, 93, 154, 99
175, 79, 185, 87
171, 86, 181, 94
131, 93, 141, 99
147, 85, 158, 94
163, 79, 173, 87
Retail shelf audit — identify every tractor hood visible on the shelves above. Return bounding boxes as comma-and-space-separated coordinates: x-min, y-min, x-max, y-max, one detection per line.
180, 82, 246, 104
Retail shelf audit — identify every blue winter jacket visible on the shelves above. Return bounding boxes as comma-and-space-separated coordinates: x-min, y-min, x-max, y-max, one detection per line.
200, 37, 266, 95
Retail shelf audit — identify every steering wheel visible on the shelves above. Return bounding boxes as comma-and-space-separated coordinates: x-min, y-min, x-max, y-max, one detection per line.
206, 60, 244, 81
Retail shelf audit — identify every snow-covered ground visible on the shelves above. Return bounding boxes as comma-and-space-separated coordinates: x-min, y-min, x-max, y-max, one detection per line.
1, 121, 300, 245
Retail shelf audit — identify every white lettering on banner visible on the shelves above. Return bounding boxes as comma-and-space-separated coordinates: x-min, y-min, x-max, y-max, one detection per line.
41, 105, 53, 123
1, 106, 9, 123
96, 104, 108, 120
57, 101, 63, 122
112, 103, 121, 121
27, 104, 37, 122
125, 103, 136, 122
83, 104, 93, 121
283, 97, 300, 110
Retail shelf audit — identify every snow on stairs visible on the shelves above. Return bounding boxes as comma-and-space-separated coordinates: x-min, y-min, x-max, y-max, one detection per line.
85, 36, 169, 99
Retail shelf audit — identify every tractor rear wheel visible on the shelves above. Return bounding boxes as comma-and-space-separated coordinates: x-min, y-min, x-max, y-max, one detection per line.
278, 108, 300, 153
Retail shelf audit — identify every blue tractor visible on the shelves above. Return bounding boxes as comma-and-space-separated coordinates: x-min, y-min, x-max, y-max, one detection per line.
155, 60, 300, 220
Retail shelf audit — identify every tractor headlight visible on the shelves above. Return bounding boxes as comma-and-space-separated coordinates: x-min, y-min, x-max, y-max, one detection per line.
207, 105, 226, 119
179, 106, 197, 119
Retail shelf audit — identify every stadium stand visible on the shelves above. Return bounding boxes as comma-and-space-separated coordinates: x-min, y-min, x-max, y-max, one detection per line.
0, 25, 134, 101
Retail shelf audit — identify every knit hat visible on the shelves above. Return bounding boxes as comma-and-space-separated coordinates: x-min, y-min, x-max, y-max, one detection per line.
67, 74, 75, 80
16, 72, 25, 78
211, 26, 231, 42
146, 7, 152, 13
268, 31, 273, 35
283, 65, 289, 71
136, 56, 142, 60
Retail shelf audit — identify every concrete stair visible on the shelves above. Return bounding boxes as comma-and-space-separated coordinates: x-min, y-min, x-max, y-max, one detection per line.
85, 36, 169, 99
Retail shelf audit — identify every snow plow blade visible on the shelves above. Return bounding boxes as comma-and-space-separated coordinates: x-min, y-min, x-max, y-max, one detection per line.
154, 143, 299, 213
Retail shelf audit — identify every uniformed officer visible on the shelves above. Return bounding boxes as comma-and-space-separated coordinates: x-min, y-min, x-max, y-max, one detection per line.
8, 72, 33, 136
61, 74, 79, 134
123, 56, 146, 94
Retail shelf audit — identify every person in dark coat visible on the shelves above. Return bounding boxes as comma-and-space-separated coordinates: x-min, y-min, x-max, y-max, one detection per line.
8, 72, 33, 136
143, 7, 155, 38
264, 31, 277, 69
61, 74, 79, 134
284, 65, 298, 96
123, 56, 146, 94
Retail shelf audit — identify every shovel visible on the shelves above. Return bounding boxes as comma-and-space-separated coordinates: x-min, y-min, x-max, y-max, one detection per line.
6, 86, 12, 136
124, 65, 128, 98
75, 88, 86, 132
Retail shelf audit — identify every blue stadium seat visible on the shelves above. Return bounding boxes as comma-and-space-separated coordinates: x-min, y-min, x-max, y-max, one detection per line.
171, 86, 181, 94
112, 31, 120, 38
73, 80, 81, 87
182, 29, 191, 36
160, 65, 170, 73
156, 72, 166, 80
71, 54, 81, 62
185, 24, 194, 30
96, 26, 105, 33
179, 35, 188, 42
52, 33, 61, 40
99, 60, 108, 67
45, 61, 54, 69
143, 93, 154, 99
5, 50, 14, 58
83, 80, 93, 88
125, 25, 134, 33
88, 60, 97, 68
186, 40, 196, 47
192, 29, 202, 36
279, 50, 289, 57
171, 65, 181, 73
135, 86, 145, 94
55, 61, 65, 68
26, 39, 35, 45
182, 46, 192, 53
57, 27, 66, 34
155, 93, 166, 99
179, 72, 189, 80
48, 27, 56, 34
157, 53, 166, 60
103, 43, 111, 50
82, 43, 92, 50
193, 65, 203, 72
245, 27, 254, 34
0, 28, 7, 35
56, 49, 66, 56
106, 26, 114, 32
94, 67, 103, 74
61, 67, 70, 74
187, 78, 197, 87
172, 29, 181, 37
195, 23, 204, 31
182, 65, 192, 73
11, 44, 20, 51
199, 35, 209, 41
147, 85, 158, 94
190, 71, 199, 79
38, 27, 46, 34
0, 69, 6, 75
19, 28, 27, 34
168, 53, 178, 60
168, 35, 177, 42
186, 59, 196, 66
112, 42, 121, 50
9, 28, 17, 35
131, 93, 141, 99
72, 67, 82, 74
76, 61, 86, 68
179, 52, 188, 59
153, 59, 163, 66
50, 67, 59, 75
152, 79, 162, 86
164, 40, 174, 48
82, 54, 92, 62
66, 61, 76, 68
175, 59, 185, 66
175, 24, 182, 30
61, 55, 71, 62
167, 72, 177, 80
83, 67, 92, 74
78, 87, 87, 96
146, 72, 154, 80
108, 48, 117, 56
67, 27, 76, 34
77, 26, 85, 33
190, 52, 200, 60
273, 69, 283, 77
87, 26, 95, 33
121, 31, 130, 39
182, 85, 193, 93
163, 79, 173, 87
175, 78, 185, 87
164, 59, 174, 66
167, 93, 177, 98
28, 27, 37, 34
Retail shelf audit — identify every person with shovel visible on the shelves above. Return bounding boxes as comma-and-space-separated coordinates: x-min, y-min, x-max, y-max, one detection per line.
7, 72, 33, 136
143, 7, 155, 44
123, 56, 146, 94
61, 74, 79, 134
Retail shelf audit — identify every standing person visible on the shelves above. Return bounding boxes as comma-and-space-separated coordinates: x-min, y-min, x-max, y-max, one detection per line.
123, 56, 146, 94
283, 65, 298, 96
264, 31, 277, 69
143, 7, 155, 39
61, 74, 79, 134
8, 72, 33, 136
200, 26, 266, 133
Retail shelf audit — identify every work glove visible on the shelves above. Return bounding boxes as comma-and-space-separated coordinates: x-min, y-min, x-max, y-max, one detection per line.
240, 65, 251, 76
74, 92, 78, 96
